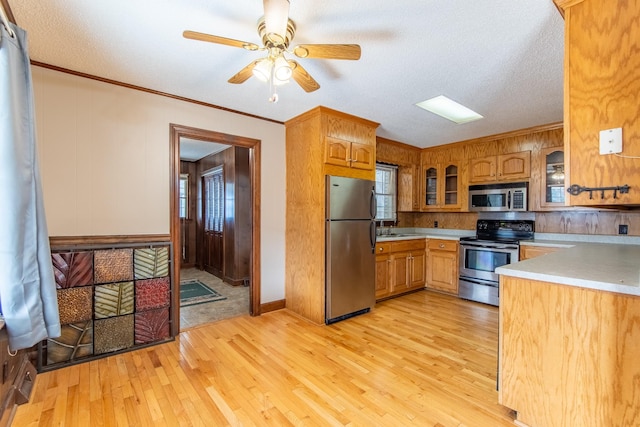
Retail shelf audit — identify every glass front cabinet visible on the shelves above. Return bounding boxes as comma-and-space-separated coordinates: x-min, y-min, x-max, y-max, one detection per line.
540, 147, 566, 208
421, 163, 460, 211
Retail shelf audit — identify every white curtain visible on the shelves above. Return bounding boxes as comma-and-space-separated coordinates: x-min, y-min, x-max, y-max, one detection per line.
0, 21, 60, 350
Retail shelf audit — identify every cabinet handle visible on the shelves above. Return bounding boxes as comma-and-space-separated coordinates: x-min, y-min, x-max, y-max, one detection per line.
379, 247, 383, 251
439, 244, 445, 249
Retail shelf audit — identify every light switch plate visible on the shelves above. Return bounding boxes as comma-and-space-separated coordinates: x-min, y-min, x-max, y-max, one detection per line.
599, 127, 622, 154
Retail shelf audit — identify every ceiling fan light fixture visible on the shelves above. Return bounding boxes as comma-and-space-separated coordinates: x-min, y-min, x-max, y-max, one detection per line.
273, 55, 292, 83
252, 58, 273, 82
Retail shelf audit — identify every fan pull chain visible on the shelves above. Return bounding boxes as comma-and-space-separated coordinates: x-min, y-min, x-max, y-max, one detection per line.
268, 69, 279, 103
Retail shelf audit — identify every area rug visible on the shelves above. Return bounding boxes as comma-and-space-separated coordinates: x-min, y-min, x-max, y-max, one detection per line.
180, 280, 227, 307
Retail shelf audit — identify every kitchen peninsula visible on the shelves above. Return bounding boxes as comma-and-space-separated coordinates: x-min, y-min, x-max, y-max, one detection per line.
496, 243, 640, 427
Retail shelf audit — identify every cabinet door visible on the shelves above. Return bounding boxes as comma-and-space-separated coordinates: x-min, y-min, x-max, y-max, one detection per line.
427, 250, 458, 294
469, 156, 497, 183
423, 166, 438, 209
427, 240, 459, 294
497, 151, 530, 180
324, 136, 350, 167
409, 251, 426, 289
350, 141, 375, 170
375, 254, 392, 299
391, 252, 410, 294
398, 165, 418, 212
442, 163, 460, 209
540, 148, 566, 209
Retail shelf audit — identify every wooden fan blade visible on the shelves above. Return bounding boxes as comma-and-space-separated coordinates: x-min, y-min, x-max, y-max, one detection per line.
183, 30, 259, 51
292, 44, 361, 60
288, 60, 320, 93
228, 61, 259, 84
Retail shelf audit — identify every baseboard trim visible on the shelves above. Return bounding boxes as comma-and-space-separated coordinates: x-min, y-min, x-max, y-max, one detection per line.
224, 276, 248, 287
260, 299, 285, 314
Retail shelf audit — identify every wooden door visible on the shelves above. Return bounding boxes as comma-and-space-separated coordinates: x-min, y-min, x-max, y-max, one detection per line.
203, 168, 224, 276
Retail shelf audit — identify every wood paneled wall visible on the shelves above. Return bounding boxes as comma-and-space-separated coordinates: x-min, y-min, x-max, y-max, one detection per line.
379, 125, 640, 236
559, 0, 640, 206
195, 147, 251, 285
179, 161, 198, 267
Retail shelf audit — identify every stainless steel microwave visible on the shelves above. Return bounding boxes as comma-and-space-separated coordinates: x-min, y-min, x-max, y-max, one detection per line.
468, 182, 528, 212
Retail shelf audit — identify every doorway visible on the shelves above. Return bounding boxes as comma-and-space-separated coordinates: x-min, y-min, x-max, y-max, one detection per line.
170, 124, 261, 335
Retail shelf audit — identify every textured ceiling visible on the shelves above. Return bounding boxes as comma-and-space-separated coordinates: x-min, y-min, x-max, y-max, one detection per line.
9, 0, 565, 148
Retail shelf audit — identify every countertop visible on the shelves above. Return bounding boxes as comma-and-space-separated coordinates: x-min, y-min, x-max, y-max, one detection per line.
496, 242, 640, 296
376, 228, 475, 242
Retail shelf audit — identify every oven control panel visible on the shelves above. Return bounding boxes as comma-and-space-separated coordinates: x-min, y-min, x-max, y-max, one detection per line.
476, 219, 535, 241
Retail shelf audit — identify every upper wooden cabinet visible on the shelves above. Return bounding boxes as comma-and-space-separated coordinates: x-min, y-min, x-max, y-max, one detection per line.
469, 151, 531, 183
539, 147, 566, 209
556, 0, 640, 206
324, 137, 375, 171
397, 164, 420, 212
421, 162, 461, 211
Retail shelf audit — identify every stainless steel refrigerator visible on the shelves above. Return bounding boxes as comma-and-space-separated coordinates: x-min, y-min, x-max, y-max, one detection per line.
325, 175, 376, 324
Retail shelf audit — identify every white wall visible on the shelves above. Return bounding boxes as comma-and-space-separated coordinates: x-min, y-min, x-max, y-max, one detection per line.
31, 66, 286, 303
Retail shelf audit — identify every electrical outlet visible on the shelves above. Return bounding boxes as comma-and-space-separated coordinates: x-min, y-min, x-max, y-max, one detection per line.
619, 224, 628, 235
434, 221, 439, 228
599, 127, 623, 154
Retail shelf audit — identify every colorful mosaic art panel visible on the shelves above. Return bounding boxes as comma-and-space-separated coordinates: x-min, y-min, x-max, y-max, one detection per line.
94, 281, 135, 319
57, 287, 93, 324
94, 315, 134, 355
43, 243, 173, 370
51, 251, 94, 288
94, 249, 133, 284
135, 277, 170, 311
135, 308, 170, 345
46, 321, 93, 365
134, 247, 170, 279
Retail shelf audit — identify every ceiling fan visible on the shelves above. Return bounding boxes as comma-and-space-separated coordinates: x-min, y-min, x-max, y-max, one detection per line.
183, 0, 361, 101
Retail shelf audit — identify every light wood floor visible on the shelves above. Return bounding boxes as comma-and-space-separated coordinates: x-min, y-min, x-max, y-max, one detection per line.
13, 290, 516, 426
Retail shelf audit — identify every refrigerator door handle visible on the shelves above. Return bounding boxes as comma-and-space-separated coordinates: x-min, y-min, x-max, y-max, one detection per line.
370, 221, 377, 253
370, 189, 377, 219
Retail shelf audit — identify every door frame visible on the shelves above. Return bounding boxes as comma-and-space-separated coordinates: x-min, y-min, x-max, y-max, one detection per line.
170, 123, 261, 336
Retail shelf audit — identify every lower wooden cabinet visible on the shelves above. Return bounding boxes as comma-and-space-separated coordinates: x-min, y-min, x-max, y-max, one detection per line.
426, 239, 459, 295
375, 239, 426, 300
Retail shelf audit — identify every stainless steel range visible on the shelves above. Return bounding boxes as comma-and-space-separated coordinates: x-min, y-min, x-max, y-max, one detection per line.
458, 219, 534, 306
